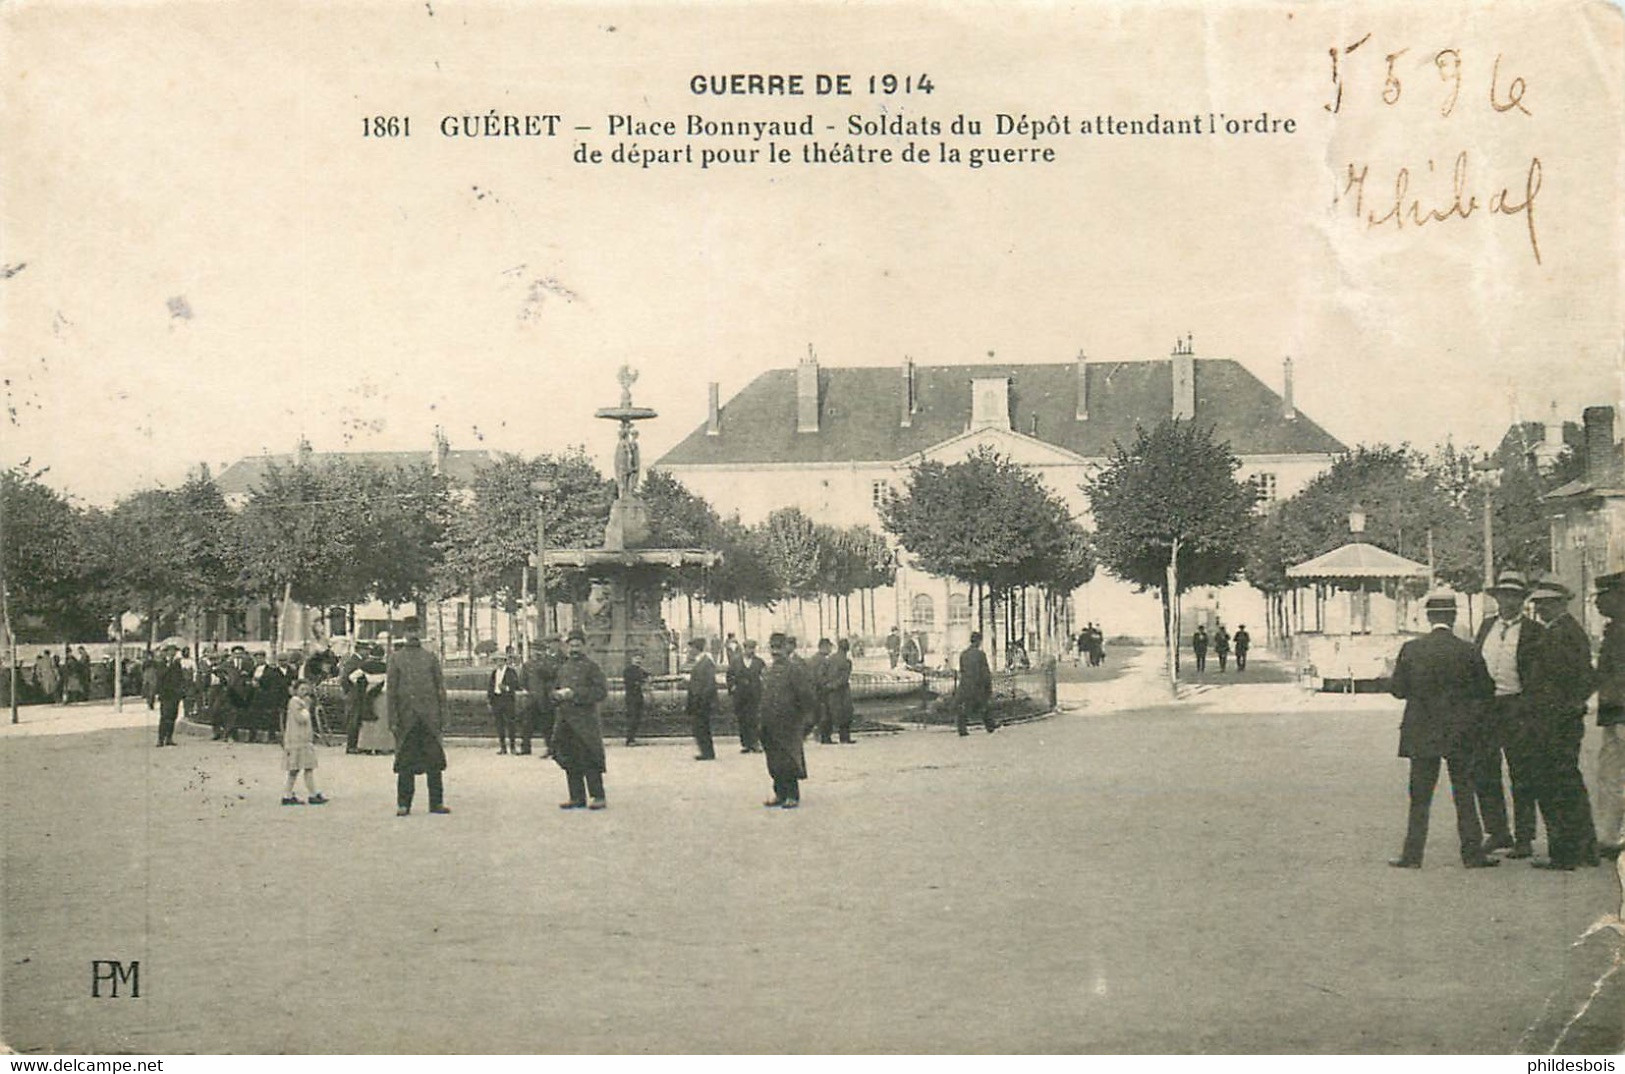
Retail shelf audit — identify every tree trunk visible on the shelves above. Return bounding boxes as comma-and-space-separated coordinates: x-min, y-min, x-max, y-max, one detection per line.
436, 599, 446, 659
1164, 536, 1181, 696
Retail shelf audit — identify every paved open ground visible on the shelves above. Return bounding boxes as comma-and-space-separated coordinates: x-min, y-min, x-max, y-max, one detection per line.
2, 647, 1622, 1053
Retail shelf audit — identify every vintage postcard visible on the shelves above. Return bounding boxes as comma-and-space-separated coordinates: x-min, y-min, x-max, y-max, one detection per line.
2, 0, 1623, 1056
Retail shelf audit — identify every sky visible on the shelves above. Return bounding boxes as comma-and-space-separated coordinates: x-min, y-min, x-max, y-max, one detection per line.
2, 0, 1621, 505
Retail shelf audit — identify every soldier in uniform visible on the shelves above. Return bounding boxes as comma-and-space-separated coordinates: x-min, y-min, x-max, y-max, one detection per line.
1525, 579, 1599, 870
732, 639, 765, 753
1592, 572, 1625, 860
759, 633, 815, 809
551, 628, 609, 809
1387, 594, 1499, 869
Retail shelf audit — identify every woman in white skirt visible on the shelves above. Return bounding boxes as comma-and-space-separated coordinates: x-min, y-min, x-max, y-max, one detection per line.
281, 681, 328, 806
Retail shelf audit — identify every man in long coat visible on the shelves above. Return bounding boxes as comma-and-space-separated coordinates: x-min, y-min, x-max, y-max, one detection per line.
522, 637, 562, 757
386, 632, 450, 816
551, 628, 609, 809
810, 639, 835, 743
1388, 594, 1498, 869
685, 638, 719, 760
1525, 579, 1599, 870
760, 632, 815, 808
956, 631, 996, 736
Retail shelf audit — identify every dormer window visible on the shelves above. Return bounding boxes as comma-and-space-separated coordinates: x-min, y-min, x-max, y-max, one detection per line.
970, 378, 1011, 431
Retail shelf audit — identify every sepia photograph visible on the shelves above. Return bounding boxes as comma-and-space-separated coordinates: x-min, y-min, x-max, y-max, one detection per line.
2, 0, 1623, 1056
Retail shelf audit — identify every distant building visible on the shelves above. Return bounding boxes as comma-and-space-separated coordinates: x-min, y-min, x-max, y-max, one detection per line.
655, 341, 1346, 653
208, 430, 497, 652
1544, 404, 1625, 639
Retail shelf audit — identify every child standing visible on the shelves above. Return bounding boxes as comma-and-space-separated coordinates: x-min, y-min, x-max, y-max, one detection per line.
281, 681, 328, 806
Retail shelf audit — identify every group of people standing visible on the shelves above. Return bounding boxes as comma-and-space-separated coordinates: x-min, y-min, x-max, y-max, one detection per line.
1190, 623, 1249, 672
27, 645, 99, 704
1389, 569, 1622, 871
1074, 624, 1107, 667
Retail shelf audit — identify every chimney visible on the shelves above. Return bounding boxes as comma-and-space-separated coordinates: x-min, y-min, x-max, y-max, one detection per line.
900, 357, 915, 428
1282, 357, 1296, 420
1544, 401, 1563, 451
796, 347, 820, 434
1583, 405, 1620, 486
1171, 334, 1195, 421
1075, 352, 1089, 421
706, 382, 721, 436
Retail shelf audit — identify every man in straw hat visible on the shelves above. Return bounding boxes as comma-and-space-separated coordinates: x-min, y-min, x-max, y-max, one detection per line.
551, 628, 609, 810
1471, 569, 1544, 858
1525, 577, 1598, 870
1592, 571, 1625, 861
1387, 593, 1500, 869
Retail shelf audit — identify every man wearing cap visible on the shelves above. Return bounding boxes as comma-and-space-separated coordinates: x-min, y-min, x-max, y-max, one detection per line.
732, 639, 765, 753
810, 639, 836, 744
154, 644, 188, 747
760, 632, 815, 808
1525, 578, 1599, 870
386, 632, 451, 816
957, 631, 997, 736
551, 628, 609, 809
1472, 569, 1545, 858
1593, 572, 1625, 859
686, 638, 719, 761
827, 638, 856, 745
521, 636, 562, 758
1388, 594, 1499, 869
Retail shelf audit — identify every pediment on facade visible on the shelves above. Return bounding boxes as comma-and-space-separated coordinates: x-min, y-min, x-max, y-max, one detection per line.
907, 425, 1089, 468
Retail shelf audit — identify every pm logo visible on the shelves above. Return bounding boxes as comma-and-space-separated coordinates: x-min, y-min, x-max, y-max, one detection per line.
91, 960, 139, 997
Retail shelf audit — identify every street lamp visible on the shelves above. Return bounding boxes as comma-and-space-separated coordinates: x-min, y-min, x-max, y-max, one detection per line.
1474, 458, 1503, 590
532, 479, 556, 656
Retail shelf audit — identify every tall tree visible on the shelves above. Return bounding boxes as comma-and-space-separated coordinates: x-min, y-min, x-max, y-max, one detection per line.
1, 464, 99, 642
1085, 420, 1257, 692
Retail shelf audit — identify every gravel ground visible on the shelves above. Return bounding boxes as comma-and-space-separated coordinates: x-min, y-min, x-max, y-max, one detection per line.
2, 646, 1621, 1054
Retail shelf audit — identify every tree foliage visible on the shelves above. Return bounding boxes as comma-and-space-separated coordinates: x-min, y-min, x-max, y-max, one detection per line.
881, 447, 1088, 593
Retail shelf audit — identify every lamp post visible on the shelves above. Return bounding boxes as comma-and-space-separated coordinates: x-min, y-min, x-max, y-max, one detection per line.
1474, 458, 1502, 589
533, 479, 555, 653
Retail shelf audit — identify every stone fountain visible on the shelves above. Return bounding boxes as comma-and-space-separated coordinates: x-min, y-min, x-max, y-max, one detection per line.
542, 366, 720, 673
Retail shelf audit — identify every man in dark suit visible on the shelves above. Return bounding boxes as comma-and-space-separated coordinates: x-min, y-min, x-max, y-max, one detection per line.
154, 644, 188, 747
956, 631, 996, 736
1213, 625, 1231, 672
1525, 578, 1599, 871
487, 653, 521, 754
1471, 569, 1544, 858
827, 638, 856, 744
1192, 626, 1209, 672
521, 636, 562, 757
732, 639, 764, 753
1388, 594, 1499, 869
686, 638, 719, 760
1593, 572, 1625, 860
1233, 626, 1251, 671
621, 653, 648, 746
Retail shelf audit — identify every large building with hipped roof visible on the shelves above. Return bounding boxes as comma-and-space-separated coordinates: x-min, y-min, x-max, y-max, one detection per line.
654, 339, 1347, 656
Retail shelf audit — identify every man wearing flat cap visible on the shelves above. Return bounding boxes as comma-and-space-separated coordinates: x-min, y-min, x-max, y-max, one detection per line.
1525, 578, 1599, 870
1471, 569, 1545, 858
551, 628, 610, 809
1593, 572, 1625, 859
1388, 593, 1499, 869
759, 632, 815, 808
